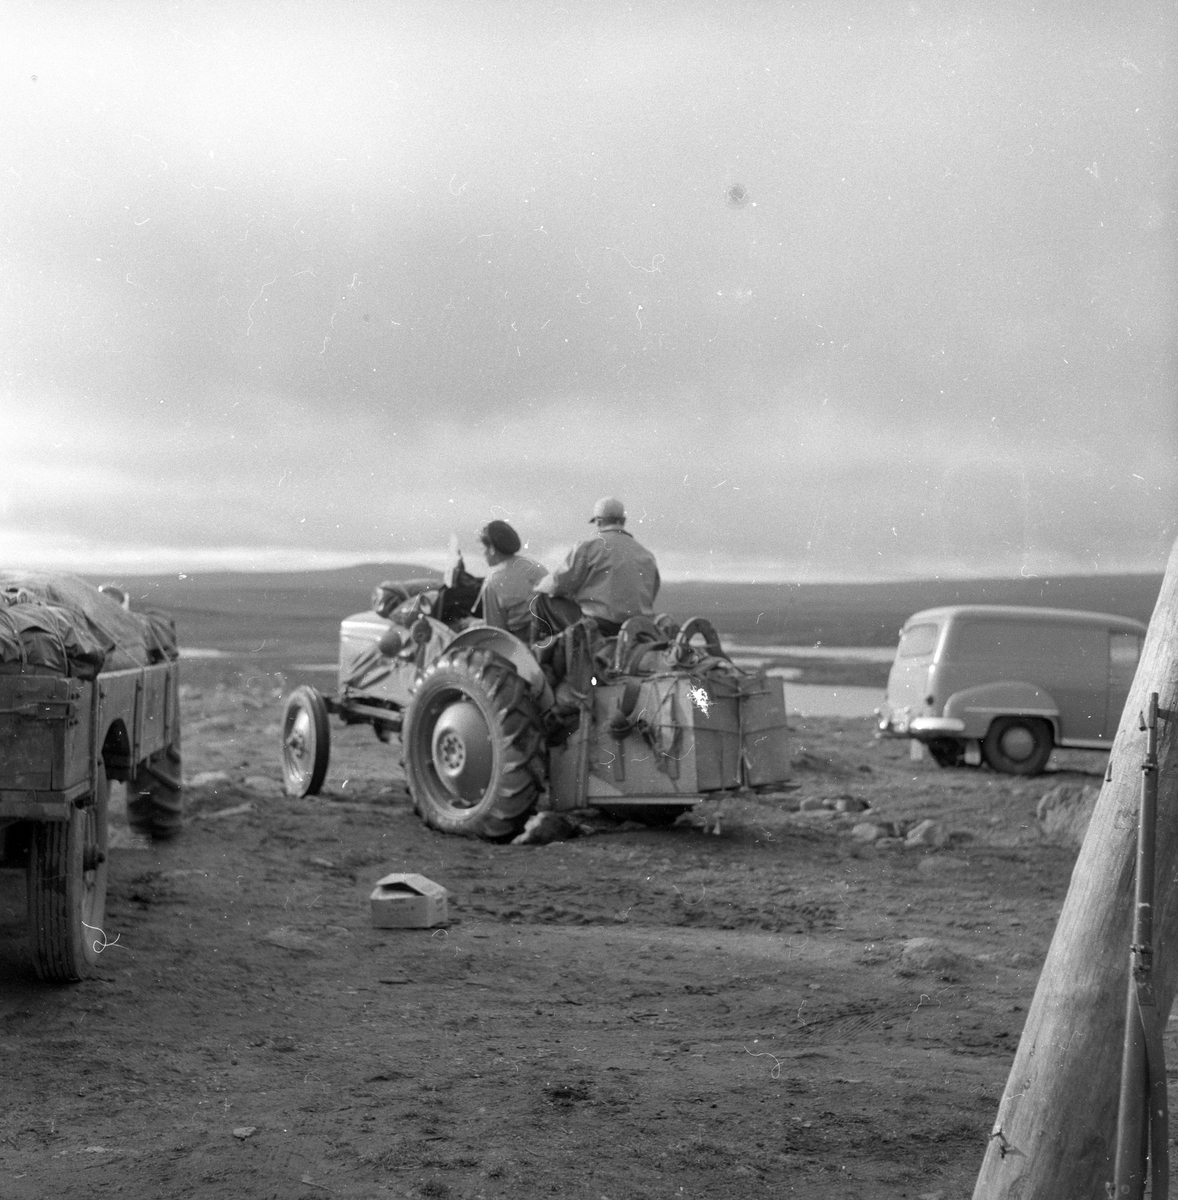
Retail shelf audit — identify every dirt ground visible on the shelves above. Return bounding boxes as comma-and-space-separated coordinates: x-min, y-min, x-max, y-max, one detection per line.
0, 664, 1139, 1199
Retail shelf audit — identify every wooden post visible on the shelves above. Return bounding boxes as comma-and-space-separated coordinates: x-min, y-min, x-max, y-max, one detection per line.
973, 537, 1178, 1198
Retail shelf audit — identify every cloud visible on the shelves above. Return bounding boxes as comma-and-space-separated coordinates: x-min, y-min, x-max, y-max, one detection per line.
4, 384, 1172, 578
3, 5, 1175, 580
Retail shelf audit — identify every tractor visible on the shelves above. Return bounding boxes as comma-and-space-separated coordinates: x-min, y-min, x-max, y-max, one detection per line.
279, 559, 791, 839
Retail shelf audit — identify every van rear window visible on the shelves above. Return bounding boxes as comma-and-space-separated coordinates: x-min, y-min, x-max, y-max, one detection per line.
1109, 633, 1142, 690
898, 623, 939, 658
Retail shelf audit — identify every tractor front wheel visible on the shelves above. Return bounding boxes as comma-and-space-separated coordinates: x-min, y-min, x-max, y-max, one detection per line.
404, 648, 544, 840
281, 686, 331, 797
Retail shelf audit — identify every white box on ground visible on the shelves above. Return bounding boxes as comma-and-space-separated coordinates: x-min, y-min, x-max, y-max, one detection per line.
370, 873, 450, 929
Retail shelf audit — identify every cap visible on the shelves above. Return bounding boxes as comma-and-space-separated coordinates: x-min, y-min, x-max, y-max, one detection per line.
479, 519, 521, 556
589, 496, 626, 524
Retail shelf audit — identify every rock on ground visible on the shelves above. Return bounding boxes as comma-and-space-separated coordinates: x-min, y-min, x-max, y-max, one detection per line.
511, 811, 590, 845
835, 795, 871, 813
898, 937, 968, 978
1037, 783, 1100, 847
905, 818, 949, 848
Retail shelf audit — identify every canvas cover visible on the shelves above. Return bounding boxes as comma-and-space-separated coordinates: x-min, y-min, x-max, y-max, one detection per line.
0, 571, 179, 678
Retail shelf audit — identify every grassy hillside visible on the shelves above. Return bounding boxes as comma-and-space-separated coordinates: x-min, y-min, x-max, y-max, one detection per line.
85, 563, 439, 657
85, 566, 1163, 655
99, 562, 440, 618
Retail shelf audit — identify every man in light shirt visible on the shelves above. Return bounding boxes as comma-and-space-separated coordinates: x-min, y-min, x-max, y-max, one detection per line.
532, 497, 660, 638
474, 520, 549, 642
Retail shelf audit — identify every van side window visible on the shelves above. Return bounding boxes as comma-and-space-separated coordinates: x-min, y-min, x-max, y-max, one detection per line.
952, 620, 1098, 662
1109, 632, 1142, 689
898, 623, 939, 658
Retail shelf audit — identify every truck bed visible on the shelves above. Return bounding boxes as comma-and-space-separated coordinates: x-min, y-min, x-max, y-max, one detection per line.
0, 660, 180, 822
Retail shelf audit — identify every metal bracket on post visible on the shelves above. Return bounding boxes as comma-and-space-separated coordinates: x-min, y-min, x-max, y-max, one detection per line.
1111, 692, 1168, 1200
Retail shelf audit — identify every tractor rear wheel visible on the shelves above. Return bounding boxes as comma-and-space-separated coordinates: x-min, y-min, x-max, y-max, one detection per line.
404, 648, 544, 840
27, 764, 110, 982
128, 742, 184, 840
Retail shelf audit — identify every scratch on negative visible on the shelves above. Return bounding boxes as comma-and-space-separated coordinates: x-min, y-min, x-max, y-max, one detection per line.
246, 277, 278, 336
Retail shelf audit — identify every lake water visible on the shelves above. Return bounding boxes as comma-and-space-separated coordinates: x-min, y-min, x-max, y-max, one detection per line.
722, 642, 896, 663
723, 641, 891, 716
784, 684, 885, 718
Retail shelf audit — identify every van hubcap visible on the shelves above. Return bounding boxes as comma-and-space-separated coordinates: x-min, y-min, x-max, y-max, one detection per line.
1000, 726, 1036, 761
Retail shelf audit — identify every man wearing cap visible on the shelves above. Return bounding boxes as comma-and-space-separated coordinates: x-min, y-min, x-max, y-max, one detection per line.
532, 497, 660, 638
473, 520, 549, 642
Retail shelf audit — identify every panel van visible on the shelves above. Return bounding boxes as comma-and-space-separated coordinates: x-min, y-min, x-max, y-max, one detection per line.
877, 605, 1147, 775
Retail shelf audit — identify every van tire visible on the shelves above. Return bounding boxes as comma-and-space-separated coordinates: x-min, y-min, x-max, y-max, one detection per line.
982, 717, 1053, 776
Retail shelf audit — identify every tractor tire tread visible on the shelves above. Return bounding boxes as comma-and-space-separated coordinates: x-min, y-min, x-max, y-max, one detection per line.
128, 743, 185, 841
406, 648, 545, 839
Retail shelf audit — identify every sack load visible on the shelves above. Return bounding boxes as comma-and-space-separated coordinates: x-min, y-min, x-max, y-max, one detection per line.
0, 571, 179, 678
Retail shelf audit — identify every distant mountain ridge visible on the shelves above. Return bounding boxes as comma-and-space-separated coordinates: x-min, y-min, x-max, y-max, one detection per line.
87, 563, 442, 621
89, 564, 1164, 649
659, 573, 1163, 644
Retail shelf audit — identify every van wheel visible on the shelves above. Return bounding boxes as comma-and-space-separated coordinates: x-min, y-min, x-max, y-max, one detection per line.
982, 717, 1053, 776
927, 738, 966, 769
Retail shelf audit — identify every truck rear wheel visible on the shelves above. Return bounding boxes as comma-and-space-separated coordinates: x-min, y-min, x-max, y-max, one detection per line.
982, 716, 1053, 776
128, 742, 184, 840
281, 686, 331, 797
27, 765, 110, 982
404, 648, 544, 840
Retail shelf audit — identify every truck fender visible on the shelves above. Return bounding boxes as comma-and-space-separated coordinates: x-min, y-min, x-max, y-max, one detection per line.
445, 626, 553, 710
943, 682, 1059, 741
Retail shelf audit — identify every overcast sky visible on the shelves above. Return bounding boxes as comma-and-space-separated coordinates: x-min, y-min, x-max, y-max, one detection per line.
2, 2, 1175, 581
